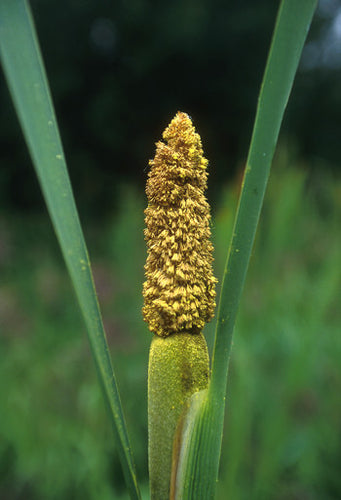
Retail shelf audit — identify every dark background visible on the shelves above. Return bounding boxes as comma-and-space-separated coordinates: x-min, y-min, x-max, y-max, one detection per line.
1, 0, 340, 217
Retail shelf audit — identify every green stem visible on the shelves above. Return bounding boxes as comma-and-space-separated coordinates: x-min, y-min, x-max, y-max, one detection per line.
148, 333, 209, 500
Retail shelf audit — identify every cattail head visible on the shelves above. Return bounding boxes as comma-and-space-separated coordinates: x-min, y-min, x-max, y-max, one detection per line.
143, 112, 217, 337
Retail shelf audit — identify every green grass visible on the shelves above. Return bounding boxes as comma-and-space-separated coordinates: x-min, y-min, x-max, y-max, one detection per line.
1, 158, 340, 499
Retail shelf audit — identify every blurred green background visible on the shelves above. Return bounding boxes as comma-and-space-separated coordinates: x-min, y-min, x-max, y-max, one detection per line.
1, 1, 341, 499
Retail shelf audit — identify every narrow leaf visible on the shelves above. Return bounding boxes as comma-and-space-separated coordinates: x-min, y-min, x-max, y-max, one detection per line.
174, 1, 318, 498
0, 1, 141, 498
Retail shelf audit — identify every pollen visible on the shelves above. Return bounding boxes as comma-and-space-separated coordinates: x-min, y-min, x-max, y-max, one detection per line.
143, 111, 217, 337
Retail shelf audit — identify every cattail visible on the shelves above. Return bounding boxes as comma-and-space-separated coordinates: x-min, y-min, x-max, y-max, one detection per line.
144, 112, 217, 500
143, 111, 217, 337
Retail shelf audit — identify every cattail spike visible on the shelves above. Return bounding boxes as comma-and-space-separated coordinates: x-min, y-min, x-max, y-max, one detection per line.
143, 112, 217, 337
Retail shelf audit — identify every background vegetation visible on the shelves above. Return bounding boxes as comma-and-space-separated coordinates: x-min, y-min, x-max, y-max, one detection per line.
1, 150, 340, 499
1, 1, 340, 499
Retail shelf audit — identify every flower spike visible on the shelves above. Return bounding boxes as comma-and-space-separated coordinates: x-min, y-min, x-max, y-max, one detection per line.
143, 111, 217, 337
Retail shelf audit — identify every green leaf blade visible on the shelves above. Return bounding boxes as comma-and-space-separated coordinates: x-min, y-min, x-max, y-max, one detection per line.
212, 0, 318, 400
174, 1, 318, 498
0, 1, 141, 499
